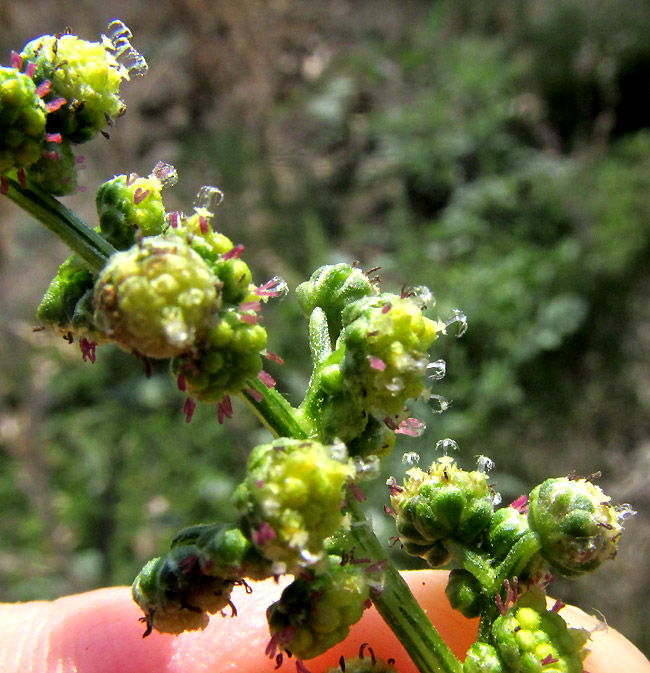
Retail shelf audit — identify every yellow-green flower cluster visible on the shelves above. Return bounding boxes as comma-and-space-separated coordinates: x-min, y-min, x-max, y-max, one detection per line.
0, 67, 46, 173
234, 438, 355, 573
94, 236, 219, 358
492, 588, 589, 673
266, 559, 370, 660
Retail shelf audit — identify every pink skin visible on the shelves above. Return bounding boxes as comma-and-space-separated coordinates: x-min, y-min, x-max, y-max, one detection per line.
0, 571, 648, 673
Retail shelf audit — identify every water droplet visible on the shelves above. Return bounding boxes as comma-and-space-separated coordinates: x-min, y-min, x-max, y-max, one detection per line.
476, 455, 495, 473
329, 441, 348, 463
194, 185, 224, 213
401, 451, 420, 466
410, 285, 435, 310
427, 359, 446, 380
615, 503, 637, 522
354, 455, 381, 480
492, 491, 503, 506
429, 394, 451, 413
151, 161, 178, 188
435, 438, 458, 456
445, 309, 467, 337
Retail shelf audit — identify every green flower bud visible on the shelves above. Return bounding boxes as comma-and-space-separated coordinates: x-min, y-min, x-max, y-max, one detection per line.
493, 588, 589, 673
391, 458, 494, 565
296, 263, 376, 342
171, 308, 267, 403
267, 561, 370, 660
488, 506, 531, 563
339, 293, 442, 417
527, 477, 633, 578
0, 66, 46, 173
178, 523, 273, 581
94, 235, 219, 358
445, 568, 483, 619
96, 168, 171, 249
131, 545, 234, 635
347, 414, 396, 458
463, 642, 505, 673
234, 438, 355, 573
27, 138, 77, 195
21, 22, 145, 143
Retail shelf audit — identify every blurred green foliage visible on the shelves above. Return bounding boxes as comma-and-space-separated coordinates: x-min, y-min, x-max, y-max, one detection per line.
1, 0, 650, 658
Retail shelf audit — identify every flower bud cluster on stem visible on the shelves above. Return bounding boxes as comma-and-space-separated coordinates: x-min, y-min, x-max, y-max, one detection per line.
0, 21, 638, 673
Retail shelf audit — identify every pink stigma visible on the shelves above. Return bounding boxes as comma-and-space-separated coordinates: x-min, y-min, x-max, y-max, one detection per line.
239, 301, 261, 312
384, 504, 395, 516
254, 279, 282, 298
382, 302, 392, 314
183, 397, 197, 423
133, 187, 150, 204
511, 495, 528, 514
79, 338, 97, 364
177, 374, 187, 392
364, 559, 388, 574
45, 97, 66, 113
17, 169, 26, 188
26, 62, 36, 78
395, 417, 425, 437
44, 150, 60, 161
0, 177, 9, 195
265, 350, 284, 365
246, 387, 264, 402
551, 598, 565, 612
259, 370, 276, 389
387, 477, 404, 496
240, 313, 258, 325
45, 133, 63, 143
541, 654, 559, 666
125, 172, 139, 186
253, 521, 276, 546
369, 356, 386, 371
75, 155, 86, 167
359, 644, 377, 666
167, 211, 181, 229
11, 52, 22, 70
35, 80, 52, 98
198, 215, 209, 234
222, 244, 244, 260
349, 482, 367, 502
217, 396, 233, 424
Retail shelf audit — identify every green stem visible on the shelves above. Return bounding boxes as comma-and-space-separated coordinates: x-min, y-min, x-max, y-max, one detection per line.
3, 173, 115, 272
238, 382, 463, 673
490, 531, 542, 596
345, 495, 463, 673
444, 540, 495, 587
239, 378, 311, 440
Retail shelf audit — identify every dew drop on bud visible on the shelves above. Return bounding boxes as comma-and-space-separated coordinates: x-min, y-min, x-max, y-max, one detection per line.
615, 503, 637, 522
427, 359, 446, 380
429, 393, 451, 413
476, 455, 494, 473
435, 438, 458, 456
401, 451, 420, 466
445, 308, 468, 337
194, 185, 224, 213
151, 161, 178, 188
354, 455, 381, 480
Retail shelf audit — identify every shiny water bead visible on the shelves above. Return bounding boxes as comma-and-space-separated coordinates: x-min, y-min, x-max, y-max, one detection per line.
95, 172, 168, 249
492, 588, 589, 673
21, 28, 138, 143
171, 309, 267, 403
391, 458, 494, 565
266, 561, 370, 660
94, 236, 219, 358
528, 477, 630, 578
0, 66, 46, 173
339, 293, 441, 417
234, 438, 355, 573
131, 545, 234, 635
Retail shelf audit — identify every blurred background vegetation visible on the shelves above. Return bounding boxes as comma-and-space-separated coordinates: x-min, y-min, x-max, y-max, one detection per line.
1, 0, 650, 659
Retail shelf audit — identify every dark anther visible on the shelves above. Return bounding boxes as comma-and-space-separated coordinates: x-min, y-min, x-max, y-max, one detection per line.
274, 653, 284, 669
139, 614, 154, 638
339, 655, 346, 671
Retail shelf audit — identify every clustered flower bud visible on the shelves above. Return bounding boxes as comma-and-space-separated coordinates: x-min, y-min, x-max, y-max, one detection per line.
1, 21, 145, 193
234, 438, 355, 574
527, 476, 633, 578
94, 236, 220, 358
0, 67, 47, 173
266, 559, 370, 660
390, 457, 494, 567
491, 587, 590, 673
